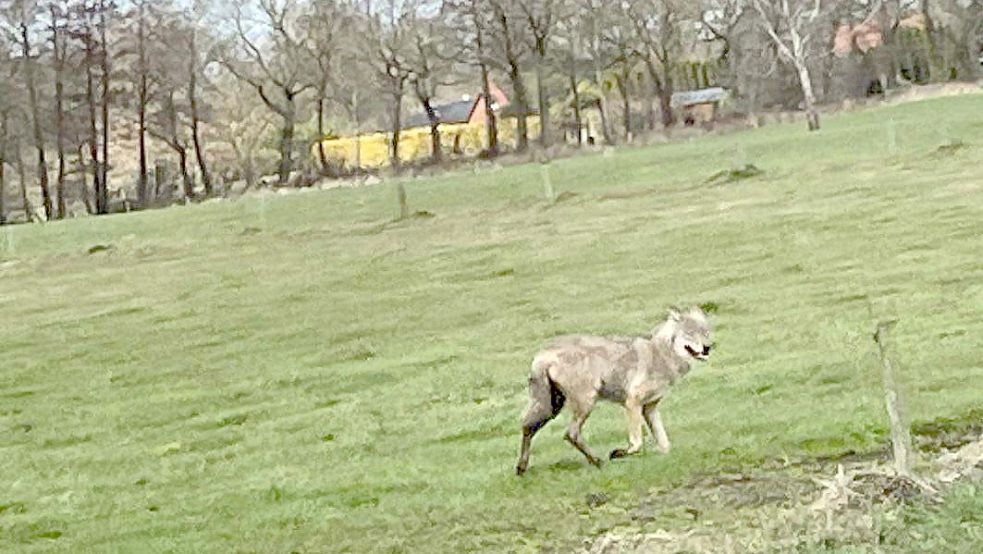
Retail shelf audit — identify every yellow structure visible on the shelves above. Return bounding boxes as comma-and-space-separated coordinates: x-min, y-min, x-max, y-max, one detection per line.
319, 116, 541, 170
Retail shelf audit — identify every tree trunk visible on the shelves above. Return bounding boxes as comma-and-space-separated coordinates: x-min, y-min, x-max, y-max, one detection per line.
0, 113, 6, 225
16, 144, 31, 219
421, 96, 442, 163
188, 29, 212, 196
921, 0, 937, 80
593, 69, 613, 144
535, 52, 550, 148
244, 156, 257, 191
190, 96, 211, 195
658, 90, 674, 128
617, 72, 632, 142
317, 96, 331, 175
509, 62, 530, 152
0, 152, 5, 225
99, 3, 111, 214
154, 162, 166, 201
645, 74, 658, 132
21, 23, 53, 221
569, 67, 583, 146
177, 145, 194, 199
352, 91, 362, 173
795, 60, 821, 131
277, 93, 296, 186
55, 89, 67, 219
75, 148, 93, 214
644, 58, 675, 128
498, 9, 528, 152
86, 62, 102, 214
137, 3, 149, 208
51, 7, 67, 220
390, 82, 404, 171
476, 23, 498, 157
161, 91, 195, 199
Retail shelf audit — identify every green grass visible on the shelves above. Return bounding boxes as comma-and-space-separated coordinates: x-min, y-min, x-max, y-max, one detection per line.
1, 94, 982, 552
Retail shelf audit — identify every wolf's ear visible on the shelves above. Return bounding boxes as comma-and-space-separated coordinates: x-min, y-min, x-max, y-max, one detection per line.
667, 306, 683, 322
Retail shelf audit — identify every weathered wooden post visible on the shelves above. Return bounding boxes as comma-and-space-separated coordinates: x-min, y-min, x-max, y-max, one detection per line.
873, 320, 914, 478
537, 150, 554, 203
396, 181, 409, 220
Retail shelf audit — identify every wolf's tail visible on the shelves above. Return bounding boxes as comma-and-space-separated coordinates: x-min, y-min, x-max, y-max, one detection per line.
527, 359, 565, 418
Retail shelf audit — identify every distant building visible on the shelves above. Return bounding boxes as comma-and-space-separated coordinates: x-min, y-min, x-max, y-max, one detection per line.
833, 13, 928, 57
319, 82, 543, 169
402, 83, 510, 129
671, 87, 728, 126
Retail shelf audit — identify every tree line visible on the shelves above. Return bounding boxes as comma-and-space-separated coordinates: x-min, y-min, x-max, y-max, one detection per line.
0, 0, 980, 224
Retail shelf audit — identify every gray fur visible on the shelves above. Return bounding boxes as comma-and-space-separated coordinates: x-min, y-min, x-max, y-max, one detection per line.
515, 306, 714, 475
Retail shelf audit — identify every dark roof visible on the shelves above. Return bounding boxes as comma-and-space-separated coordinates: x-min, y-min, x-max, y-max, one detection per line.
404, 98, 477, 129
499, 103, 539, 118
671, 87, 727, 108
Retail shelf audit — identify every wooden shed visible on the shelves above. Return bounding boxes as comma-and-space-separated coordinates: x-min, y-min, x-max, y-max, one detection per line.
671, 87, 728, 126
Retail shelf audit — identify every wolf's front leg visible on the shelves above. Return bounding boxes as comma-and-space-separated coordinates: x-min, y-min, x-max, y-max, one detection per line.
644, 403, 671, 454
610, 400, 645, 459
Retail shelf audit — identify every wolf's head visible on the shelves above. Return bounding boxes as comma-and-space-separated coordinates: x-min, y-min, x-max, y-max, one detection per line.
665, 306, 714, 362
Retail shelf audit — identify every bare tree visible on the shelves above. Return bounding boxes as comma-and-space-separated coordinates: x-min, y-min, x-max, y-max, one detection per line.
751, 0, 825, 131
148, 89, 195, 199
48, 1, 69, 218
0, 42, 12, 224
934, 0, 983, 79
445, 0, 500, 156
364, 0, 413, 171
518, 0, 559, 147
212, 75, 275, 193
488, 0, 532, 152
299, 0, 349, 176
578, 0, 614, 144
68, 0, 105, 213
622, 0, 684, 128
225, 0, 314, 186
555, 7, 585, 145
97, 0, 111, 211
116, 0, 152, 206
2, 0, 54, 219
187, 0, 214, 195
406, 3, 459, 163
13, 130, 31, 218
0, 108, 9, 225
600, 11, 641, 141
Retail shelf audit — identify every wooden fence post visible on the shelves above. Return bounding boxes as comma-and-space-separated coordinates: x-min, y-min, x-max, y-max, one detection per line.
873, 320, 914, 478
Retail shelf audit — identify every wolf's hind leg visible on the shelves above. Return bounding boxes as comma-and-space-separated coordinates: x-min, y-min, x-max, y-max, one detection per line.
564, 393, 602, 468
516, 373, 566, 476
610, 400, 645, 459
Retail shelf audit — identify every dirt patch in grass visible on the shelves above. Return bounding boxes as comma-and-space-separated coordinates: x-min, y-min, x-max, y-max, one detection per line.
931, 139, 969, 158
705, 164, 765, 186
913, 408, 983, 451
582, 421, 983, 553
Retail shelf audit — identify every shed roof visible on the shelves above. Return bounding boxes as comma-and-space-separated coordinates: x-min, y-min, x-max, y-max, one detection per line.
671, 87, 727, 108
404, 98, 477, 129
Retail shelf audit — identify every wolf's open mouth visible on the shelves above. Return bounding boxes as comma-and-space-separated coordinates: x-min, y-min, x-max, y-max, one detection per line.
685, 345, 708, 360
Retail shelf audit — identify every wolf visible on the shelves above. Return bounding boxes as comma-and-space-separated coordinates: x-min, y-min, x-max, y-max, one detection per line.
515, 306, 714, 476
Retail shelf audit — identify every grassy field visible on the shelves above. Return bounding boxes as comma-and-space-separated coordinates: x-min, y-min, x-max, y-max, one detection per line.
1, 94, 982, 553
